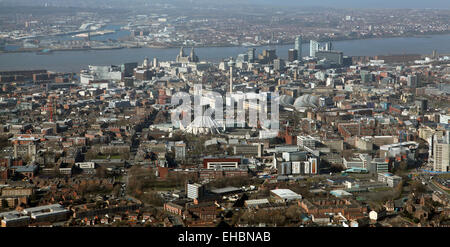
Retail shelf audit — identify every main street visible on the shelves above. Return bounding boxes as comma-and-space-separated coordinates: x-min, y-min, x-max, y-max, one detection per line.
414, 170, 450, 200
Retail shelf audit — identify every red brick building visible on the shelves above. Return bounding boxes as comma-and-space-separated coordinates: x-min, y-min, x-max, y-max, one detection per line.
299, 198, 366, 220
164, 202, 184, 216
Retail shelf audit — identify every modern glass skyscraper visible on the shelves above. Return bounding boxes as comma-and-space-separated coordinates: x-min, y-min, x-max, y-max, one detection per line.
288, 49, 298, 62
248, 48, 256, 63
310, 40, 319, 57
294, 35, 302, 60
325, 41, 332, 51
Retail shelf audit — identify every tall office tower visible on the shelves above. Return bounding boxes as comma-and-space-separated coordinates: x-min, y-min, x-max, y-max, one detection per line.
325, 41, 332, 51
189, 47, 199, 63
294, 35, 302, 60
414, 98, 428, 114
407, 75, 419, 88
360, 70, 372, 83
310, 40, 319, 57
273, 59, 284, 71
186, 183, 205, 200
153, 57, 158, 68
248, 48, 256, 63
433, 134, 450, 172
121, 62, 138, 77
288, 49, 298, 62
259, 49, 277, 64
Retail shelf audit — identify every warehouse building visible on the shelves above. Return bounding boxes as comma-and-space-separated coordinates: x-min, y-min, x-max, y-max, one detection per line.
270, 189, 302, 203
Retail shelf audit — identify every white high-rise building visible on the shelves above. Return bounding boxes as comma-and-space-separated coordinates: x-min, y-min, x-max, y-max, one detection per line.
187, 183, 205, 200
248, 48, 256, 63
294, 35, 302, 60
433, 132, 450, 172
310, 40, 319, 57
325, 41, 332, 51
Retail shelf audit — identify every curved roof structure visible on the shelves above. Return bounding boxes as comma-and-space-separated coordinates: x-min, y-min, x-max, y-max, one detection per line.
280, 95, 294, 106
293, 94, 319, 109
184, 115, 221, 135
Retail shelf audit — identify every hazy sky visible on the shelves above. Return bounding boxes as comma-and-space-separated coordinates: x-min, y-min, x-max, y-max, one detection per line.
249, 0, 450, 9
1, 0, 450, 9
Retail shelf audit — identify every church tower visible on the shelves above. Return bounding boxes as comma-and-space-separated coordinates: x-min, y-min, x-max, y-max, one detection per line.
176, 47, 186, 63
189, 47, 199, 62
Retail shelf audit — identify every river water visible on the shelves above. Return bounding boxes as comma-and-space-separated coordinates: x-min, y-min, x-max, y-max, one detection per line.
1, 34, 450, 72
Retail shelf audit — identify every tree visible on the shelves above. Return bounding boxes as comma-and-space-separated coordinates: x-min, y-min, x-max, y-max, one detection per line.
285, 205, 302, 221
410, 181, 427, 194
141, 191, 164, 206
399, 161, 408, 172
112, 184, 121, 197
0, 136, 9, 149
272, 213, 286, 226
230, 211, 242, 226
393, 181, 404, 199
96, 166, 107, 178
122, 151, 130, 160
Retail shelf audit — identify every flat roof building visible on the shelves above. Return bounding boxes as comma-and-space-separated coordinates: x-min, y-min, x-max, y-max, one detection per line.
378, 173, 402, 187
245, 199, 270, 209
210, 186, 241, 195
270, 189, 302, 202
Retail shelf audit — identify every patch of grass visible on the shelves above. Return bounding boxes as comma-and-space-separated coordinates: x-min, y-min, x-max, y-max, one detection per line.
369, 187, 392, 192
306, 177, 324, 183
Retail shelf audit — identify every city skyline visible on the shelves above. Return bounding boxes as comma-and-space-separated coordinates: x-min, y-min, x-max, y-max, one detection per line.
0, 0, 449, 232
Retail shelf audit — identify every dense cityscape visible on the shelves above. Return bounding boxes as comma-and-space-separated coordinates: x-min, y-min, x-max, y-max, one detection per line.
0, 0, 449, 229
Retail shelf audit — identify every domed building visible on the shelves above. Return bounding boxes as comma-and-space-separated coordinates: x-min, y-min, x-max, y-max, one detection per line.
293, 94, 319, 110
280, 95, 294, 106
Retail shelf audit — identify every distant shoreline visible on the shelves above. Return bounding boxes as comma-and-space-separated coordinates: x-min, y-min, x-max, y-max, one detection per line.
1, 32, 450, 55
1, 32, 449, 73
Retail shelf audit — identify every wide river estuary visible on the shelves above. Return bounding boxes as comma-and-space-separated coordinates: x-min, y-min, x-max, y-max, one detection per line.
1, 34, 450, 72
